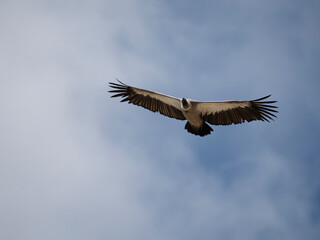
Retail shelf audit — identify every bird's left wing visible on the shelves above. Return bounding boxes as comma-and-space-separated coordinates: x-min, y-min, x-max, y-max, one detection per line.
193, 95, 278, 125
109, 80, 186, 120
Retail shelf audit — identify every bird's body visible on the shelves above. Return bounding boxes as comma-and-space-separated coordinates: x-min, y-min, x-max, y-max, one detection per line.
181, 100, 202, 127
109, 80, 278, 136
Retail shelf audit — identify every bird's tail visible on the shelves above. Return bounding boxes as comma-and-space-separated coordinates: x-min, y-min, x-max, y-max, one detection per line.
184, 121, 213, 137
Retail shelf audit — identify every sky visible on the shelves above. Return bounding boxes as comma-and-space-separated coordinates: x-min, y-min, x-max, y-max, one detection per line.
1, 0, 320, 239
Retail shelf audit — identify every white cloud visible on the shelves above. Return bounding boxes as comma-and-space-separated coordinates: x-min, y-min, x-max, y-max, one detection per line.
1, 0, 319, 239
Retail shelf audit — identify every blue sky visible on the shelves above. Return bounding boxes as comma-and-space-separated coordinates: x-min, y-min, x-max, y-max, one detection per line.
1, 0, 320, 239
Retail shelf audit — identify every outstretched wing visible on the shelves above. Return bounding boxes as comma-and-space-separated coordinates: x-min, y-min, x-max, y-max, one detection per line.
193, 95, 278, 125
109, 80, 186, 120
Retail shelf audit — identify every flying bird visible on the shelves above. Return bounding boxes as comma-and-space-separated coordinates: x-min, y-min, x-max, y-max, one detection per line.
109, 80, 278, 136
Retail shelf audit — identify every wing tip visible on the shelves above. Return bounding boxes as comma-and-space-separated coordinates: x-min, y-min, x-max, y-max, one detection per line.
109, 79, 132, 99
252, 95, 278, 121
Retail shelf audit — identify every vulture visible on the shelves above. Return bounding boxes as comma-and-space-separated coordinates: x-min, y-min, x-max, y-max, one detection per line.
109, 80, 278, 136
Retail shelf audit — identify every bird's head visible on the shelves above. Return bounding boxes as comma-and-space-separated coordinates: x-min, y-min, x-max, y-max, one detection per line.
181, 98, 191, 110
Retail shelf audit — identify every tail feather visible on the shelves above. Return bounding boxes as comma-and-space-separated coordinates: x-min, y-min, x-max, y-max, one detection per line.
185, 121, 213, 137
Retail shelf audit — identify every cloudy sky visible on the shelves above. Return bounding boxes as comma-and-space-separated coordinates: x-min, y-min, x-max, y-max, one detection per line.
1, 0, 320, 239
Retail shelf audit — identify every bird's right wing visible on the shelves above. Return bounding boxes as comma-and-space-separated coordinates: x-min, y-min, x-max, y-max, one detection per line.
109, 80, 186, 120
